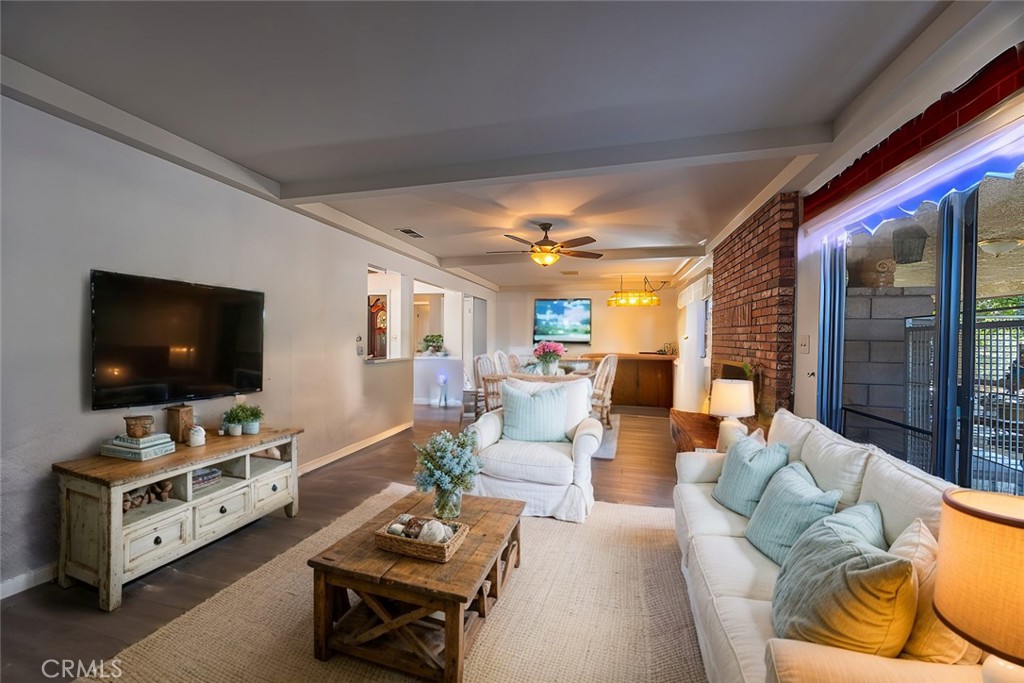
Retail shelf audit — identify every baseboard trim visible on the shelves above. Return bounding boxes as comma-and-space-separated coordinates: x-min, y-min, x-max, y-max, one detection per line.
298, 421, 414, 475
1, 562, 57, 600
411, 398, 464, 406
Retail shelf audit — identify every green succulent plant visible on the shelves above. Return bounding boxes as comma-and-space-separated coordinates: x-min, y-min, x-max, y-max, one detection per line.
224, 403, 263, 424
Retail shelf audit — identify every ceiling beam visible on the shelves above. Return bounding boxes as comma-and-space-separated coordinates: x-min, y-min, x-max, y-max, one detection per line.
438, 246, 705, 268
279, 124, 832, 204
1, 57, 281, 201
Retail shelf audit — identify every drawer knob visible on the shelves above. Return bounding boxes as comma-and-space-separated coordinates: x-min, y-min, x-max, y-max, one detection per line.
219, 505, 227, 514
271, 484, 278, 492
154, 536, 162, 546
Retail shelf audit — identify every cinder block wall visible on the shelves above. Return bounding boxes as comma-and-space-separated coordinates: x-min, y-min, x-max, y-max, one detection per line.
712, 193, 800, 419
843, 286, 934, 454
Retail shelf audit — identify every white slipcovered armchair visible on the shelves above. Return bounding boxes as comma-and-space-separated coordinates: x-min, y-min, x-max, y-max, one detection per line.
467, 377, 602, 523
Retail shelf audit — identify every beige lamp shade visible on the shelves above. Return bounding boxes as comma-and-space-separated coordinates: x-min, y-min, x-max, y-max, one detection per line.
709, 379, 755, 418
934, 488, 1024, 666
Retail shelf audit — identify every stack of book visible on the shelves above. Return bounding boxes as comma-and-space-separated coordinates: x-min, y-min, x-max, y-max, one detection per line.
100, 432, 176, 461
192, 467, 222, 491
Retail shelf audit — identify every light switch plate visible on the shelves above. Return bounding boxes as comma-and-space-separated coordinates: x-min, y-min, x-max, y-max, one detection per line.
357, 345, 365, 356
798, 335, 810, 354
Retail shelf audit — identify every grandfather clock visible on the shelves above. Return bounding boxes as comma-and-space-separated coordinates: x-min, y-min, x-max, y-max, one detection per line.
368, 296, 388, 358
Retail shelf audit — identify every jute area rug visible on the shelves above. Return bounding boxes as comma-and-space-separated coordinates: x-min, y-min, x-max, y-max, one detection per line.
80, 483, 706, 683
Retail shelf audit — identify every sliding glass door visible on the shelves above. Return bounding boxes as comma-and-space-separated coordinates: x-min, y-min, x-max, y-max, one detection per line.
830, 156, 1023, 492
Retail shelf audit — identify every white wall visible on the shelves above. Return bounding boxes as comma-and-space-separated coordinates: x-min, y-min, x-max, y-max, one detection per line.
0, 98, 496, 582
675, 279, 712, 411
793, 230, 822, 418
494, 289, 679, 358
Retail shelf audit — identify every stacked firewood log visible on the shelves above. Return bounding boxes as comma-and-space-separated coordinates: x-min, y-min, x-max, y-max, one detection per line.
122, 480, 174, 512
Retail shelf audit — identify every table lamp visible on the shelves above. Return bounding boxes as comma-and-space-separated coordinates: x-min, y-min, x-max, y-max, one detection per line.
709, 379, 755, 449
934, 488, 1024, 683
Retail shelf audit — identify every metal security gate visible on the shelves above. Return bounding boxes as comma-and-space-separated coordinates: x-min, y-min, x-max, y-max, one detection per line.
905, 306, 1024, 493
972, 307, 1024, 493
905, 318, 935, 472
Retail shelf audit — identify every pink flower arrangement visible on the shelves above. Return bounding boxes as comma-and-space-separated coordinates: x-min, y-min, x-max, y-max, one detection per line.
534, 341, 566, 363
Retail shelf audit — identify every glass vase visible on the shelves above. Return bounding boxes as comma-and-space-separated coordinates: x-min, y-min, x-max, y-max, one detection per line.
541, 360, 558, 376
433, 488, 463, 520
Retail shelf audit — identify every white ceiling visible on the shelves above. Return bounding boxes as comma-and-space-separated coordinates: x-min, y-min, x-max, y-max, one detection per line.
3, 1, 1021, 288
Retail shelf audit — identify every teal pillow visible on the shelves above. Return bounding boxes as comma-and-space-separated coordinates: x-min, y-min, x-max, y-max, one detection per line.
772, 505, 917, 657
501, 384, 568, 442
822, 501, 886, 550
712, 436, 789, 517
745, 462, 841, 565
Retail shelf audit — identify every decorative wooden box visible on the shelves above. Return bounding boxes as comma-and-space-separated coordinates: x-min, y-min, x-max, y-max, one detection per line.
165, 405, 194, 443
374, 518, 469, 563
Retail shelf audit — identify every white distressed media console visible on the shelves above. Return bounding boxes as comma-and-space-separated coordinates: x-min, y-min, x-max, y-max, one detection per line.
52, 427, 302, 610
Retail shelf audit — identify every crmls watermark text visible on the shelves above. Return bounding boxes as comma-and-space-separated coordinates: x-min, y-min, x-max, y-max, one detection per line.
41, 659, 123, 679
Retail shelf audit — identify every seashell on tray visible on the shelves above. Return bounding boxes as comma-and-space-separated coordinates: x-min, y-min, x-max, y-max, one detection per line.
418, 519, 453, 544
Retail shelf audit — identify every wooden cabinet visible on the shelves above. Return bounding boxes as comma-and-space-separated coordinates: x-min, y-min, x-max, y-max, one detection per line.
582, 353, 676, 408
52, 427, 302, 610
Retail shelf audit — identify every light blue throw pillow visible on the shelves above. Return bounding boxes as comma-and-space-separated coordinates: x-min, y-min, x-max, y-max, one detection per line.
711, 436, 789, 517
501, 384, 568, 442
745, 462, 841, 565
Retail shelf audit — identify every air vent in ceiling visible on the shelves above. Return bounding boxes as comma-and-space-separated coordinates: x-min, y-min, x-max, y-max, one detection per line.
396, 227, 425, 239
562, 271, 580, 277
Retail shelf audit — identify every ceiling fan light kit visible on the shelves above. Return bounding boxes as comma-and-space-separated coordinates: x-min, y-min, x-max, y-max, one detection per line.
607, 276, 666, 307
530, 249, 560, 267
488, 222, 603, 266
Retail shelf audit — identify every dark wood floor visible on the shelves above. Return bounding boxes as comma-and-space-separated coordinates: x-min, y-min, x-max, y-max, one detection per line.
0, 405, 676, 682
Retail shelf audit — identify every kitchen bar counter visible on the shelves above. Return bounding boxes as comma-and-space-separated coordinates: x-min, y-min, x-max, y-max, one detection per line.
581, 352, 676, 408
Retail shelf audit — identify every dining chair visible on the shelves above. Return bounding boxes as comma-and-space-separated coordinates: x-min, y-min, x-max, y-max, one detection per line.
508, 353, 523, 372
493, 349, 511, 375
473, 353, 501, 417
590, 354, 618, 428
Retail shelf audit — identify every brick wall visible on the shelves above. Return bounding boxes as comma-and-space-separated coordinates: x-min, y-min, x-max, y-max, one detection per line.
805, 43, 1024, 220
712, 193, 800, 419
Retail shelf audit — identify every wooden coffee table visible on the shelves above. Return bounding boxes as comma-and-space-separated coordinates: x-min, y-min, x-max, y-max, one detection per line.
307, 491, 524, 683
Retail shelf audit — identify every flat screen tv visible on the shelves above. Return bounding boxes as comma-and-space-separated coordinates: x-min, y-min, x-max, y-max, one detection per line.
533, 298, 592, 344
91, 270, 264, 410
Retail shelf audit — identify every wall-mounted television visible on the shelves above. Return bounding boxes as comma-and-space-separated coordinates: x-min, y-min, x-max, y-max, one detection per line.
533, 298, 592, 344
91, 270, 264, 410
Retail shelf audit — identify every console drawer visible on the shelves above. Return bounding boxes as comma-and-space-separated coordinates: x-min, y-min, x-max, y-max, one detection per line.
252, 471, 291, 509
194, 487, 250, 538
124, 511, 189, 573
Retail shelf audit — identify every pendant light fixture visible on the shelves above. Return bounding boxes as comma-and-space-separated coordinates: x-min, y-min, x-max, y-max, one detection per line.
607, 276, 668, 307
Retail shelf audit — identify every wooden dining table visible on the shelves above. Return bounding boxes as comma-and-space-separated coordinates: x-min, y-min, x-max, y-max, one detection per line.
480, 371, 594, 412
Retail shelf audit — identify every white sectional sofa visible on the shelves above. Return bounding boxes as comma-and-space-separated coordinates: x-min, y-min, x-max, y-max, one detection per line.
673, 409, 983, 683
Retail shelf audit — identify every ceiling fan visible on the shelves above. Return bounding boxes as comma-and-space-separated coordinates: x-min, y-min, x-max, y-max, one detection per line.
488, 222, 603, 267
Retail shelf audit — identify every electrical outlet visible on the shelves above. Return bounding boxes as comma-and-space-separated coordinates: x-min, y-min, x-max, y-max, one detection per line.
234, 395, 246, 405
798, 335, 810, 354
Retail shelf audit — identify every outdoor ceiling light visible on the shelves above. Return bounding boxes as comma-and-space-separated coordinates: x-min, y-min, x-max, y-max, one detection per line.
978, 239, 1024, 257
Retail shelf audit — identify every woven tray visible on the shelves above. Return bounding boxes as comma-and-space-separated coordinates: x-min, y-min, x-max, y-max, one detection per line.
374, 517, 469, 563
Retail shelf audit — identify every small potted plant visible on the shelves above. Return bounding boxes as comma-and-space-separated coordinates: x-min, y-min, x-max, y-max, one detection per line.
239, 403, 264, 434
222, 404, 263, 435
422, 334, 444, 354
413, 428, 480, 520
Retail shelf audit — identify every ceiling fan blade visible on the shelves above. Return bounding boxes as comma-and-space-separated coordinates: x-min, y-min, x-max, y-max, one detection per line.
561, 250, 604, 259
558, 236, 596, 249
504, 234, 536, 247
486, 249, 532, 254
